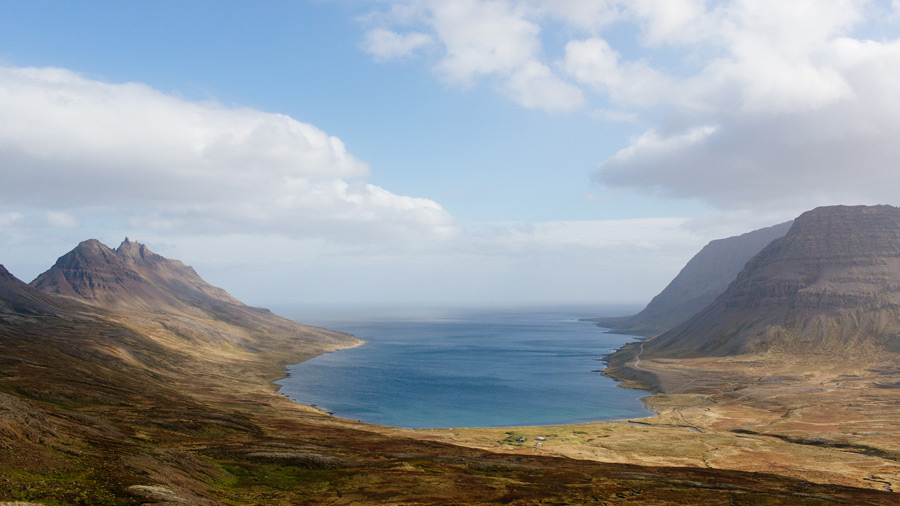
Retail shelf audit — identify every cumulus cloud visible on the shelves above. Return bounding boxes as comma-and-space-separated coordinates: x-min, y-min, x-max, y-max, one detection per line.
363, 28, 433, 59
591, 1, 900, 210
0, 65, 459, 242
45, 211, 78, 228
0, 212, 23, 227
563, 38, 673, 107
362, 0, 900, 213
362, 0, 584, 112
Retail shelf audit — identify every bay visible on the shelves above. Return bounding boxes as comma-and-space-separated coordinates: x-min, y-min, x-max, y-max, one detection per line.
276, 306, 649, 429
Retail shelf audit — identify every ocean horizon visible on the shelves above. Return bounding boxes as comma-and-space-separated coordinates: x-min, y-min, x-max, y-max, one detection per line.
276, 305, 650, 429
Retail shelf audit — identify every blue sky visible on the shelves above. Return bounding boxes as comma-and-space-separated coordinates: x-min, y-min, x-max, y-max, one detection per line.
1, 1, 899, 308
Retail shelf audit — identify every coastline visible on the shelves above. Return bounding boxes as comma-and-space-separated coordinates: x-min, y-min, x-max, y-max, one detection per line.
275, 309, 652, 429
273, 337, 366, 416
269, 312, 900, 493
416, 348, 900, 492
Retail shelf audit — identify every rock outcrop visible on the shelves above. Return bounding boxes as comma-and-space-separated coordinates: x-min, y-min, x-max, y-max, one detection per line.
643, 205, 900, 358
595, 221, 792, 336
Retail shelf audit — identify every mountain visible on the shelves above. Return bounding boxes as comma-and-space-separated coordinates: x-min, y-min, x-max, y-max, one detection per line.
594, 221, 792, 336
29, 238, 344, 354
641, 205, 900, 358
31, 237, 242, 311
2, 239, 897, 504
0, 264, 67, 316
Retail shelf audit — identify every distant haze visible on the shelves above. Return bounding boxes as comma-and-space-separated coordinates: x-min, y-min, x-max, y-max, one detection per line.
2, 2, 899, 307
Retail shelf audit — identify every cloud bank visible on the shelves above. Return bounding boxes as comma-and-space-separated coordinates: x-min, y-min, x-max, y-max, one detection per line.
1, 63, 710, 306
0, 66, 459, 242
362, 0, 900, 213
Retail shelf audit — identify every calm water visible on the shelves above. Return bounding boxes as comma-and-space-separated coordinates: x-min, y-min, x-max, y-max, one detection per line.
276, 306, 649, 428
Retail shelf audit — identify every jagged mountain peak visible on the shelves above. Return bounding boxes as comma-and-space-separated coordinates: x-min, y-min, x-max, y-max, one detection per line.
30, 239, 241, 311
115, 237, 171, 269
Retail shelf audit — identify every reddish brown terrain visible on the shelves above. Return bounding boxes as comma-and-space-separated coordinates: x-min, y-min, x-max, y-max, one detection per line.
481, 205, 900, 496
1, 232, 898, 504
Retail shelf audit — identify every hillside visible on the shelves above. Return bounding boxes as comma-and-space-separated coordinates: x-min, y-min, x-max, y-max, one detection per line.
0, 264, 68, 317
2, 239, 895, 504
594, 221, 792, 337
637, 205, 900, 359
29, 238, 352, 357
31, 238, 243, 311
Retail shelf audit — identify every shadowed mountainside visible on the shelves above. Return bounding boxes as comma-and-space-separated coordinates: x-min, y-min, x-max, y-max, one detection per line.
0, 264, 69, 316
630, 205, 900, 360
593, 221, 792, 337
2, 239, 896, 504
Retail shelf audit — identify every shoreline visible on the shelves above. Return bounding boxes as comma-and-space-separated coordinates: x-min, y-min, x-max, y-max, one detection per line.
275, 311, 653, 430
270, 313, 900, 493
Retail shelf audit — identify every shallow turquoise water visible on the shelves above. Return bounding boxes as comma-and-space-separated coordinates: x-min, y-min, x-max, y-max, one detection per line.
276, 307, 649, 428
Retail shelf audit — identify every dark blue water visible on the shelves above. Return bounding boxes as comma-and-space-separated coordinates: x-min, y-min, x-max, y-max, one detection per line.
276, 307, 649, 428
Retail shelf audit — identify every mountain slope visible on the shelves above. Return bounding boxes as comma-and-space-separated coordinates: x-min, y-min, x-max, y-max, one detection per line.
595, 221, 792, 336
0, 264, 66, 316
29, 238, 350, 355
31, 238, 242, 311
642, 205, 900, 358
7, 244, 895, 504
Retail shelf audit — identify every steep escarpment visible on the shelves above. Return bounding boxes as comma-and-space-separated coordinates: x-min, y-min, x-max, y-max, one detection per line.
642, 205, 900, 358
594, 221, 792, 337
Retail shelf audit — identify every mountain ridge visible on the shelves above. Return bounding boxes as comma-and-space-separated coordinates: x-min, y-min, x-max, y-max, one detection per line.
30, 238, 243, 312
640, 205, 900, 358
2, 236, 898, 504
594, 220, 792, 336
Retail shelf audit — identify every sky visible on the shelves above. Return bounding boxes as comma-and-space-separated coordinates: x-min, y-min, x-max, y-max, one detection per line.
1, 0, 899, 309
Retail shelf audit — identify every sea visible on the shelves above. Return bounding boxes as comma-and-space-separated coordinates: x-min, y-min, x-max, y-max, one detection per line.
275, 306, 650, 429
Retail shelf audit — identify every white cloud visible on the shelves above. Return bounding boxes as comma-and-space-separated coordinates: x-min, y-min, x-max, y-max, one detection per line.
429, 0, 540, 83
361, 1, 900, 213
528, 0, 621, 30
595, 18, 900, 210
45, 211, 77, 228
564, 37, 672, 107
363, 28, 433, 59
505, 61, 584, 111
363, 0, 584, 112
0, 65, 459, 242
0, 212, 23, 227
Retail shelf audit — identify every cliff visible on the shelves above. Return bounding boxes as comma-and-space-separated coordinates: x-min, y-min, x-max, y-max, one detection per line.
642, 205, 900, 358
595, 221, 792, 336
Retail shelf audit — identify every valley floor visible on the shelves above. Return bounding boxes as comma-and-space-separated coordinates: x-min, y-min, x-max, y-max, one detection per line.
412, 353, 900, 493
2, 308, 899, 505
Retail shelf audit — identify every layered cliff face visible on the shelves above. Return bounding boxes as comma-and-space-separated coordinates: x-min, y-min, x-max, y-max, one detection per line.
644, 205, 900, 358
596, 221, 792, 337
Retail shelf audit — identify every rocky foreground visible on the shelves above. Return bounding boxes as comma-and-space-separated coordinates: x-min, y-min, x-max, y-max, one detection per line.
1, 239, 895, 504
